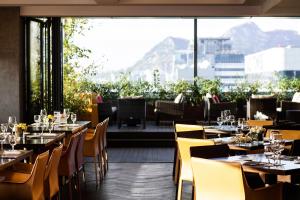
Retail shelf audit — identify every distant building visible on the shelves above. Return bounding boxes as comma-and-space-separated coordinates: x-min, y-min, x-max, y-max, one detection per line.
173, 37, 245, 89
245, 47, 300, 83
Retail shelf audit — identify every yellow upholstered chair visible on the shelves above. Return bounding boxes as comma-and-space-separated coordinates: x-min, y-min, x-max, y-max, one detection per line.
83, 122, 104, 185
191, 157, 283, 200
0, 151, 49, 200
173, 124, 205, 184
265, 129, 300, 140
247, 120, 273, 127
175, 124, 204, 132
176, 137, 214, 200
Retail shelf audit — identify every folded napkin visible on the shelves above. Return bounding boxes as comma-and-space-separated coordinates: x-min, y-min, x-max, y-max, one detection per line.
254, 111, 269, 120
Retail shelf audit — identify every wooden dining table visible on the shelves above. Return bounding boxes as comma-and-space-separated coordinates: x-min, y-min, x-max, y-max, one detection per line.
215, 153, 300, 184
2, 132, 65, 155
0, 150, 33, 171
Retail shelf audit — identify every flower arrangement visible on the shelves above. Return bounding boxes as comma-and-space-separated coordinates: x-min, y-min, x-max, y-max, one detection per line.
16, 123, 27, 131
248, 126, 266, 141
48, 115, 54, 121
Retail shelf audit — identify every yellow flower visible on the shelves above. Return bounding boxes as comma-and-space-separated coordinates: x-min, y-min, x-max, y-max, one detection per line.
48, 115, 54, 120
17, 123, 27, 131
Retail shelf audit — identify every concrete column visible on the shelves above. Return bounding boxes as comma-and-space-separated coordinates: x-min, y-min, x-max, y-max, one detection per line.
0, 7, 22, 122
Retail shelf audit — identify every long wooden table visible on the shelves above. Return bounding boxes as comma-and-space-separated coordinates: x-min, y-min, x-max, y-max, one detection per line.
0, 150, 33, 171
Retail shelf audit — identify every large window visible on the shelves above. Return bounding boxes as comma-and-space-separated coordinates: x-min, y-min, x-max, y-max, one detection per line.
197, 18, 300, 90
66, 18, 194, 84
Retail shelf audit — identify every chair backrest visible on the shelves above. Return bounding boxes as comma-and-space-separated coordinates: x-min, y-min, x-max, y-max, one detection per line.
177, 138, 214, 175
247, 98, 277, 120
175, 124, 205, 139
98, 102, 113, 122
76, 128, 88, 171
102, 118, 110, 149
290, 139, 300, 156
191, 157, 245, 200
190, 144, 230, 158
265, 129, 300, 140
59, 131, 80, 177
117, 98, 146, 119
247, 120, 273, 127
44, 144, 63, 199
29, 151, 50, 200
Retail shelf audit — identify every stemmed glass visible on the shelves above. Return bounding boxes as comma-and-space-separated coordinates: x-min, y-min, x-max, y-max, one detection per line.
71, 113, 77, 125
49, 121, 54, 134
264, 144, 274, 167
217, 117, 223, 128
0, 132, 5, 151
8, 134, 17, 152
8, 116, 17, 134
63, 108, 70, 123
34, 115, 41, 127
228, 115, 235, 128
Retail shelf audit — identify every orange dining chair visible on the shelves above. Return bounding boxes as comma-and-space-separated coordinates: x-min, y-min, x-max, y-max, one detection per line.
58, 132, 81, 200
173, 123, 205, 184
191, 157, 283, 200
83, 122, 104, 186
101, 118, 109, 175
9, 145, 64, 200
0, 151, 49, 200
247, 120, 273, 127
176, 137, 214, 200
75, 128, 88, 198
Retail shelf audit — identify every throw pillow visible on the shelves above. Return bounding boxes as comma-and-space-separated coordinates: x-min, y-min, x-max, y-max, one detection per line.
292, 92, 300, 103
174, 93, 184, 104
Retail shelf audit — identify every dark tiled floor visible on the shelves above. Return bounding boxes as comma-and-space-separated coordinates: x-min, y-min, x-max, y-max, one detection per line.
75, 148, 192, 200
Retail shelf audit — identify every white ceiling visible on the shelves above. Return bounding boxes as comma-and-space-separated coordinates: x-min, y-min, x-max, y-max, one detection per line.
0, 0, 298, 17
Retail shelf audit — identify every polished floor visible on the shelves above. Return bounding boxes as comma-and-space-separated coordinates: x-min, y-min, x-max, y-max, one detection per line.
79, 148, 192, 200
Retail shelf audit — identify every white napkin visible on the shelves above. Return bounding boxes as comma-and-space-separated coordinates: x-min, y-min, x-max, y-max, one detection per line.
254, 111, 269, 120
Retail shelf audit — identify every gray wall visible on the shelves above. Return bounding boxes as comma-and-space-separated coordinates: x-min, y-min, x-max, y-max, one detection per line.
0, 7, 22, 123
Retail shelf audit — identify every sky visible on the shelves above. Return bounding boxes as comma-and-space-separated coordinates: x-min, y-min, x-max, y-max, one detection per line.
75, 17, 300, 72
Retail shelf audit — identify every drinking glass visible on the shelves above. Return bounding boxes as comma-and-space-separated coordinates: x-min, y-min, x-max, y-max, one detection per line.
63, 108, 70, 122
229, 115, 235, 127
0, 132, 5, 151
71, 113, 77, 125
49, 122, 54, 134
1, 123, 8, 133
53, 111, 61, 124
8, 116, 17, 133
34, 115, 41, 127
40, 109, 47, 118
264, 144, 274, 166
217, 117, 223, 128
8, 134, 17, 151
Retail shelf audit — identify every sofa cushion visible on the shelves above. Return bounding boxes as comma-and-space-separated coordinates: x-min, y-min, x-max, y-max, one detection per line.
251, 94, 275, 99
174, 93, 184, 104
292, 92, 300, 103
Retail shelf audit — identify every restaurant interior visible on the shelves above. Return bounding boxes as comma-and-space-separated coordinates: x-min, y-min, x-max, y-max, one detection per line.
1, 0, 300, 200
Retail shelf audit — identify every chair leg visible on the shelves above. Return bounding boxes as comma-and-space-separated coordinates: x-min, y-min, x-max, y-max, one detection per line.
176, 179, 183, 200
76, 171, 82, 200
68, 177, 72, 200
94, 156, 99, 187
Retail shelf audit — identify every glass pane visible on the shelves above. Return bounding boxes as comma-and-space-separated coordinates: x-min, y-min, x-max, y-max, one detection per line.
70, 18, 194, 84
29, 21, 41, 116
197, 17, 300, 91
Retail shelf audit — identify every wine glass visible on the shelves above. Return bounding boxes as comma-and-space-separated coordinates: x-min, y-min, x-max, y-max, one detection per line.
0, 132, 6, 151
34, 115, 41, 127
49, 121, 54, 134
217, 117, 223, 128
63, 108, 70, 123
264, 144, 274, 166
8, 116, 17, 133
8, 134, 17, 151
1, 123, 8, 133
71, 113, 77, 125
229, 115, 235, 128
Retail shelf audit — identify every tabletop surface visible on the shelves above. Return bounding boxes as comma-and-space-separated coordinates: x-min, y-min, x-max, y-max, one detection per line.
0, 150, 33, 171
214, 154, 300, 175
28, 120, 91, 133
3, 132, 65, 148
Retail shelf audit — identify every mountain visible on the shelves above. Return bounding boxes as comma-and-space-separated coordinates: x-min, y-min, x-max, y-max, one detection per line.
223, 22, 300, 54
127, 37, 189, 74
111, 22, 300, 83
